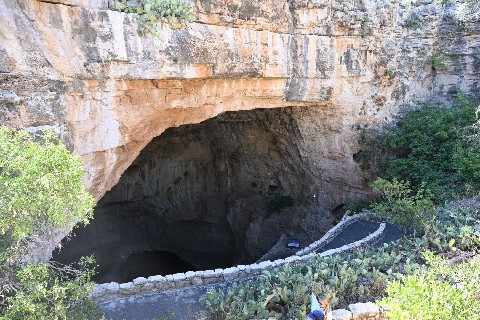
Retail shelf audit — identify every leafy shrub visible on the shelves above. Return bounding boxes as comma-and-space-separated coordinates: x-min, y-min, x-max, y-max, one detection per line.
0, 126, 100, 319
379, 253, 480, 320
453, 147, 480, 189
371, 176, 479, 251
111, 0, 194, 36
453, 98, 480, 189
427, 52, 447, 69
0, 127, 95, 238
268, 195, 294, 214
403, 17, 423, 29
360, 96, 478, 199
383, 69, 394, 77
2, 259, 101, 320
370, 178, 435, 228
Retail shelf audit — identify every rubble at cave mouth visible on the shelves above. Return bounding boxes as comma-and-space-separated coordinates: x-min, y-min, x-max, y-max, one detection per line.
52, 106, 369, 283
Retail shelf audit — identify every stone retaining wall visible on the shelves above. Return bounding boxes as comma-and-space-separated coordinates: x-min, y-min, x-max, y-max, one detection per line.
91, 213, 385, 302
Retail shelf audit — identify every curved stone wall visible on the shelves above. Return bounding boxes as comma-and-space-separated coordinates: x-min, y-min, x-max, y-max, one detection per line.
90, 213, 385, 302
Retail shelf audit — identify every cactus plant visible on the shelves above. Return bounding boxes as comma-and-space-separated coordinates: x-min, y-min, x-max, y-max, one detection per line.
111, 0, 194, 36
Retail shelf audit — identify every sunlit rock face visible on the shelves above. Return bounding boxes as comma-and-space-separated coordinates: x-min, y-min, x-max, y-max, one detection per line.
1, 0, 478, 261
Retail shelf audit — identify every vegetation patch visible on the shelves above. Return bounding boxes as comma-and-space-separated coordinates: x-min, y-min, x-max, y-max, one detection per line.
0, 126, 100, 319
358, 94, 479, 200
111, 0, 194, 36
380, 252, 480, 320
427, 52, 447, 70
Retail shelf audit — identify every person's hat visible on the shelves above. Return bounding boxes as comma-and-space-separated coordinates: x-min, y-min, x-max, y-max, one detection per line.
309, 309, 324, 319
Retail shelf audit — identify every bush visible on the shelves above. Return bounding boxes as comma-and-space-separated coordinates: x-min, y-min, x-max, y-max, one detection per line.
360, 95, 478, 200
111, 0, 194, 36
0, 127, 95, 238
0, 126, 100, 319
379, 252, 480, 320
2, 259, 101, 320
370, 178, 435, 228
427, 53, 447, 69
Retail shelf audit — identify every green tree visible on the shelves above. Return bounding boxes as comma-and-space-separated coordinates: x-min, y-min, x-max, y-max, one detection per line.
0, 126, 95, 238
0, 126, 100, 319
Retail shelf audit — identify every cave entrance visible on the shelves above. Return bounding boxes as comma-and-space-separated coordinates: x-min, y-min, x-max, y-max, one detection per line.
53, 105, 366, 283
122, 251, 196, 283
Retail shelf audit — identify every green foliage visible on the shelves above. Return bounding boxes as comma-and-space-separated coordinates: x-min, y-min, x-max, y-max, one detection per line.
0, 126, 100, 319
403, 17, 423, 29
383, 69, 394, 77
427, 52, 447, 69
363, 96, 478, 199
0, 126, 95, 238
453, 98, 480, 189
111, 0, 194, 36
202, 240, 423, 318
268, 195, 294, 214
425, 203, 480, 252
370, 178, 435, 228
155, 311, 174, 320
379, 253, 480, 320
2, 258, 101, 320
453, 145, 480, 188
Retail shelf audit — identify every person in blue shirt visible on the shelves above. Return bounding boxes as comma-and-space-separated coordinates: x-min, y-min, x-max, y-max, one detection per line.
308, 292, 330, 320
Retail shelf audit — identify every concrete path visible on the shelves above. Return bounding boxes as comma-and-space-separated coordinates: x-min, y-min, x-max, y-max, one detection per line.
315, 219, 380, 252
100, 219, 404, 320
101, 282, 222, 320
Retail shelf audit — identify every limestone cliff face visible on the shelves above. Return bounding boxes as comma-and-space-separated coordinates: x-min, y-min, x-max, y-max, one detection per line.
0, 0, 479, 261
1, 0, 478, 202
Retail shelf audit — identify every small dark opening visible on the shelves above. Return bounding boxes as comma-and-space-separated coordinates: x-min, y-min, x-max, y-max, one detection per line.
119, 250, 196, 283
331, 203, 346, 221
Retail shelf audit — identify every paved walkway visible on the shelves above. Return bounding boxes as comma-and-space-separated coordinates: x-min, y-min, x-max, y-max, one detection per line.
100, 219, 404, 320
315, 219, 380, 252
101, 282, 223, 320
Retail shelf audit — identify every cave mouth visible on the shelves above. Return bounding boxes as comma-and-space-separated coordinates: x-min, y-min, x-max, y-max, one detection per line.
53, 105, 367, 283
120, 250, 196, 283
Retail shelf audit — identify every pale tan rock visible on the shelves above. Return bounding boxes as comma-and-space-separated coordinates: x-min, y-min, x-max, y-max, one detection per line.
332, 309, 353, 320
349, 302, 380, 319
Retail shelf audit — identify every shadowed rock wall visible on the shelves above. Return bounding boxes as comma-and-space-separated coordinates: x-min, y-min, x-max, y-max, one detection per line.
55, 106, 361, 282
